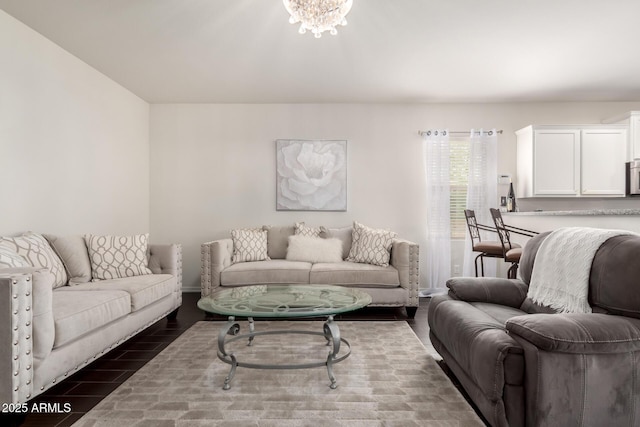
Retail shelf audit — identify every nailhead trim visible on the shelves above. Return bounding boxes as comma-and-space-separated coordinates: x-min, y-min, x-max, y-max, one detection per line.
40, 305, 179, 395
9, 251, 183, 403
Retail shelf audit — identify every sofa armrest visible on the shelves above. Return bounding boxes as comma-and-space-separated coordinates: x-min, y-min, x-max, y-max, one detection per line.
446, 277, 528, 308
506, 313, 640, 353
507, 313, 640, 426
148, 244, 183, 287
201, 239, 233, 297
0, 268, 55, 404
390, 239, 419, 307
149, 243, 182, 308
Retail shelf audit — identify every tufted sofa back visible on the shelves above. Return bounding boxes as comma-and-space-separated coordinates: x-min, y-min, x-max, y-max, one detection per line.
518, 230, 640, 318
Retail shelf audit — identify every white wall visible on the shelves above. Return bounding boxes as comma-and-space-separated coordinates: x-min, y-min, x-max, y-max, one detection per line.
0, 11, 150, 236
150, 102, 640, 291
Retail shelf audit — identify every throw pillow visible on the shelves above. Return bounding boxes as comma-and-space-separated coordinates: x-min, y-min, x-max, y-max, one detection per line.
319, 226, 353, 260
44, 234, 92, 285
346, 221, 397, 267
0, 246, 29, 268
0, 232, 68, 287
85, 233, 153, 280
231, 228, 270, 263
294, 222, 322, 237
286, 235, 343, 264
264, 225, 295, 259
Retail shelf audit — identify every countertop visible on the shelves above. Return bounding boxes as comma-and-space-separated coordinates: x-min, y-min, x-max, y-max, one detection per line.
504, 209, 640, 216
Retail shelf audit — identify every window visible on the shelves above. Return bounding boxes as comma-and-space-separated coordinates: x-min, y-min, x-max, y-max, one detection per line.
449, 138, 470, 239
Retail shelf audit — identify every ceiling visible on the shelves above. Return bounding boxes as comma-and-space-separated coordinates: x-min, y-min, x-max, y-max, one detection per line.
2, 0, 640, 104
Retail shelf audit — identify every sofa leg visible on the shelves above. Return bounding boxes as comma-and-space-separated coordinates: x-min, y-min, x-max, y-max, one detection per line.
167, 307, 180, 321
406, 307, 418, 318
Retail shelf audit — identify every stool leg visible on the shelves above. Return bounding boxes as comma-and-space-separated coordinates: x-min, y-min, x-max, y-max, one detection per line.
474, 254, 480, 277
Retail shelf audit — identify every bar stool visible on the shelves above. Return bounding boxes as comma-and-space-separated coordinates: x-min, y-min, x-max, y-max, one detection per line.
489, 208, 537, 279
464, 209, 504, 277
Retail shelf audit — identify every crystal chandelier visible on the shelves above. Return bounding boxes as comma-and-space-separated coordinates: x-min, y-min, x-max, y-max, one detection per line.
283, 0, 353, 38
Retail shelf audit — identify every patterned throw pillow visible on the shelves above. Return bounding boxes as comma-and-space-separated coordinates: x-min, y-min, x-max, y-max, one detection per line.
0, 246, 29, 268
346, 221, 397, 267
0, 232, 68, 287
231, 228, 270, 263
294, 222, 322, 237
85, 234, 153, 280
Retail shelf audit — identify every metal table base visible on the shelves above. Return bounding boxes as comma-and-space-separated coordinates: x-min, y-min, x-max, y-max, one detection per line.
217, 315, 350, 390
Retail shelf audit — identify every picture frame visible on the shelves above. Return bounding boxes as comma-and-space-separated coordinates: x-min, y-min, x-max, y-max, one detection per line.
276, 139, 347, 211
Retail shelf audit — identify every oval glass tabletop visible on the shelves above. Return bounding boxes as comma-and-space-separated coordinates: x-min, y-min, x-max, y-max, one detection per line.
197, 284, 372, 318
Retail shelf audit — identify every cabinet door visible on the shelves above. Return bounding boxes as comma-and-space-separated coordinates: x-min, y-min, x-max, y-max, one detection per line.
533, 129, 580, 196
581, 129, 627, 195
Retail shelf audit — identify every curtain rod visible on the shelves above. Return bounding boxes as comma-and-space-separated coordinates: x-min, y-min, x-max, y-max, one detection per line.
418, 129, 503, 136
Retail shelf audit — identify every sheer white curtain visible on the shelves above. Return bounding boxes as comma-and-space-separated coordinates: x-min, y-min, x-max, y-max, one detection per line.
423, 130, 451, 291
463, 129, 498, 277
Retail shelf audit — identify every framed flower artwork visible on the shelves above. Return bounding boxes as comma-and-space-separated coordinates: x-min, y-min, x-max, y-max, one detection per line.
276, 139, 347, 211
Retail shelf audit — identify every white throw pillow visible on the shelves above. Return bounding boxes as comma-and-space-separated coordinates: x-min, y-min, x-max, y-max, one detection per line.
0, 232, 68, 287
231, 228, 270, 263
294, 222, 322, 237
346, 221, 397, 267
0, 246, 29, 268
286, 235, 343, 263
85, 233, 153, 280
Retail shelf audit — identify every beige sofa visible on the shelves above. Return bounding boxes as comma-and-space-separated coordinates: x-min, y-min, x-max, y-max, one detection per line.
0, 234, 182, 405
201, 224, 419, 316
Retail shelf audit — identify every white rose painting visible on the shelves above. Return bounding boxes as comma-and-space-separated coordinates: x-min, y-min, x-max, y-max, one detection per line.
276, 140, 347, 211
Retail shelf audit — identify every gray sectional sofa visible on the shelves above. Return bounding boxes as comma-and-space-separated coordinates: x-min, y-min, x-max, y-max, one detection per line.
0, 234, 182, 405
201, 224, 420, 316
428, 231, 640, 427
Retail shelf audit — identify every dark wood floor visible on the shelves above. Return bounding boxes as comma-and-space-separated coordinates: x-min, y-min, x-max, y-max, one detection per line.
1, 294, 480, 427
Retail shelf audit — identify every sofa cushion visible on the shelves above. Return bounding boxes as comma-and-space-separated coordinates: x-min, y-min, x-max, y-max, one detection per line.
59, 274, 177, 312
319, 226, 352, 259
346, 221, 397, 267
221, 260, 311, 286
45, 234, 92, 285
231, 228, 270, 263
0, 232, 68, 287
428, 297, 525, 400
286, 235, 343, 263
52, 289, 131, 348
265, 225, 294, 259
85, 233, 153, 280
0, 246, 28, 268
310, 261, 400, 288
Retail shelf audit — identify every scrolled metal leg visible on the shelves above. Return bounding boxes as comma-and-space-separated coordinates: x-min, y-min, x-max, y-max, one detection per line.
218, 317, 240, 354
323, 316, 341, 389
223, 353, 237, 390
218, 317, 240, 390
247, 317, 255, 346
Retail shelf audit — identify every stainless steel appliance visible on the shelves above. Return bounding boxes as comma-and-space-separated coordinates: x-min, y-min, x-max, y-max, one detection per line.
626, 160, 640, 195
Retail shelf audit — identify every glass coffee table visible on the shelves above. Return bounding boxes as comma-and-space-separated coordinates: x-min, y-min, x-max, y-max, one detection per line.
197, 284, 372, 390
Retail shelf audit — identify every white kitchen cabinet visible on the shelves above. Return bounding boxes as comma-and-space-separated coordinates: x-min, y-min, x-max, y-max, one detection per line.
603, 111, 640, 160
516, 125, 627, 198
581, 128, 627, 195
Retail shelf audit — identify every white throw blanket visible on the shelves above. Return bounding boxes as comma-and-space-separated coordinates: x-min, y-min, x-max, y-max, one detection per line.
527, 227, 634, 313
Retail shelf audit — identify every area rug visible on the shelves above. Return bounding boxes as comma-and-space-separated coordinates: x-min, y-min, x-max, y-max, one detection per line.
73, 321, 483, 426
